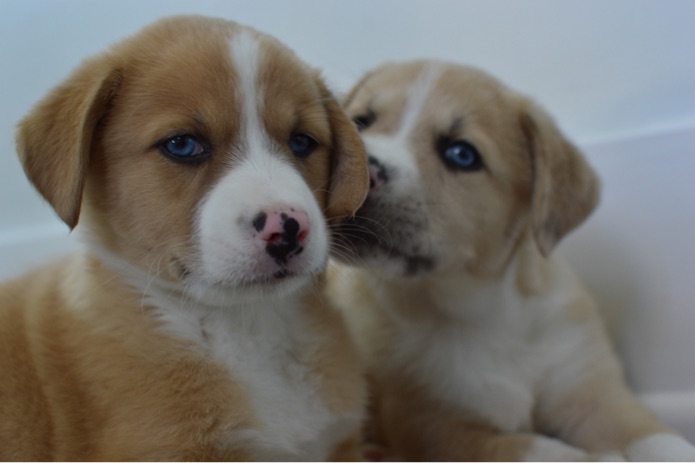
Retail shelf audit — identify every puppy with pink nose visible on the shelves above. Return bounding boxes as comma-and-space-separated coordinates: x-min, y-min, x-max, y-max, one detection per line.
0, 15, 369, 460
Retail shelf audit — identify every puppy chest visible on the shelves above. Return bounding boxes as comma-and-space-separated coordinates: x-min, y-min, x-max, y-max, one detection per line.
196, 310, 352, 459
401, 328, 541, 433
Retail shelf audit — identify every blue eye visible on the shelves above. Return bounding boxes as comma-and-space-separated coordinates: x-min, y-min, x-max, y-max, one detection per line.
289, 133, 317, 158
440, 140, 483, 171
161, 135, 207, 161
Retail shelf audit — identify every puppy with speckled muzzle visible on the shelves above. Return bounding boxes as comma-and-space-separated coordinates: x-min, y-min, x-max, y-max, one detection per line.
328, 60, 695, 461
0, 15, 370, 460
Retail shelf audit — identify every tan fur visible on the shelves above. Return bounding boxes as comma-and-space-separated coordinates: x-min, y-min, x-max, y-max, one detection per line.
302, 281, 368, 415
1, 16, 368, 460
329, 60, 686, 461
0, 256, 255, 460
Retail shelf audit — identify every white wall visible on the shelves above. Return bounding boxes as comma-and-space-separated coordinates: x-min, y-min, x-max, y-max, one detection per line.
1, 0, 695, 435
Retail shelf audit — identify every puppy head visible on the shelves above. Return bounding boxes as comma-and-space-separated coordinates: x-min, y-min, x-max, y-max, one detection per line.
337, 60, 599, 278
16, 15, 368, 304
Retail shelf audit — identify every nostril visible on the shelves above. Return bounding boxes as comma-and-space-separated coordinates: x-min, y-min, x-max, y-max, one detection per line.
368, 155, 388, 188
252, 212, 267, 232
284, 217, 300, 237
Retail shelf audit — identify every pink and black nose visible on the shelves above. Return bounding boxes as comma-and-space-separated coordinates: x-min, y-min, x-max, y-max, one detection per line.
253, 208, 310, 265
368, 155, 388, 194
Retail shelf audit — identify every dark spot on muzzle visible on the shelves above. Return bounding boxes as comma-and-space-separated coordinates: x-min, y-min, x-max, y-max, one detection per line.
266, 217, 304, 265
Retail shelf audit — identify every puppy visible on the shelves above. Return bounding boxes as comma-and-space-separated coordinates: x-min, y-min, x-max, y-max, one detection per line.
0, 16, 370, 460
328, 60, 695, 461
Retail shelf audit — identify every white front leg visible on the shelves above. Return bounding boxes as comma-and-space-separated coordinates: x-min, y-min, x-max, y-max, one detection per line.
626, 433, 695, 461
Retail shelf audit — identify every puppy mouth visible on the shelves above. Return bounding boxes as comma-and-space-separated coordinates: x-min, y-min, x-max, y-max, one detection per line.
333, 218, 435, 276
273, 268, 291, 279
237, 262, 325, 288
374, 247, 435, 276
240, 268, 297, 286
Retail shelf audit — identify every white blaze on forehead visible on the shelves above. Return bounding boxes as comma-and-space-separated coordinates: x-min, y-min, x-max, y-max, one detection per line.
362, 64, 444, 183
230, 29, 267, 153
397, 64, 444, 137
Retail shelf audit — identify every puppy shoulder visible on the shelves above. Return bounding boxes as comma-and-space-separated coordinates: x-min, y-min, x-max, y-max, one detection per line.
324, 262, 388, 364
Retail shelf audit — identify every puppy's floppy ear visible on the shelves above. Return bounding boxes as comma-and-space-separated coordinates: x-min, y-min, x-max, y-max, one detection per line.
316, 78, 370, 220
519, 99, 600, 257
16, 57, 121, 229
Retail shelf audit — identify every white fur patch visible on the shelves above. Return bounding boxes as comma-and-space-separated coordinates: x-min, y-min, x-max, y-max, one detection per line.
230, 29, 266, 156
626, 433, 695, 461
194, 152, 328, 300
152, 292, 356, 460
523, 435, 589, 461
397, 64, 444, 137
360, 134, 421, 198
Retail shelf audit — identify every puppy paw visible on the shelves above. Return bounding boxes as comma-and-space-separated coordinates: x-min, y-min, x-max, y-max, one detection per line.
524, 436, 592, 461
625, 433, 695, 461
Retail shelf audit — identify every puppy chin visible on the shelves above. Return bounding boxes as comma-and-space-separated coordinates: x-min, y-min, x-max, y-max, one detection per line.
377, 255, 435, 278
181, 247, 327, 307
190, 241, 327, 305
184, 270, 317, 307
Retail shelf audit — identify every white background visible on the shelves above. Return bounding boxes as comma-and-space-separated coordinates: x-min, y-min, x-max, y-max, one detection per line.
1, 0, 694, 437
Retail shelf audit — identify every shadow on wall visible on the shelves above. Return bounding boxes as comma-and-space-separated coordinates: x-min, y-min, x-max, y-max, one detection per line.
564, 127, 695, 395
